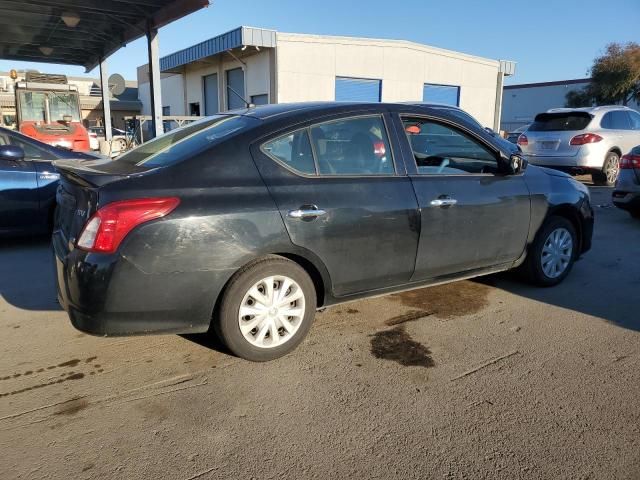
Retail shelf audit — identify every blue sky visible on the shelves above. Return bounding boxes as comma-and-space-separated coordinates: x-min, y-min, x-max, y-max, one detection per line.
0, 0, 638, 85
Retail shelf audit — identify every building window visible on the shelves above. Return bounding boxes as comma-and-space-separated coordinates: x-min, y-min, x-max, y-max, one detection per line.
162, 106, 171, 115
423, 83, 460, 106
335, 77, 381, 102
189, 102, 200, 116
251, 94, 269, 106
226, 68, 246, 110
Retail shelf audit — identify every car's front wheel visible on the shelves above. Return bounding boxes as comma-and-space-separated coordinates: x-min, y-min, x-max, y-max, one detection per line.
215, 256, 317, 362
520, 216, 577, 287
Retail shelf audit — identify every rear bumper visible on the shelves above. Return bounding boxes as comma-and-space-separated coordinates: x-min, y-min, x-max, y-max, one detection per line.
612, 191, 640, 211
53, 231, 223, 336
524, 147, 606, 171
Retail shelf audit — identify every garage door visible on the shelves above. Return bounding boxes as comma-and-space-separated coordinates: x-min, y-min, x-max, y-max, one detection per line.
226, 68, 246, 110
423, 83, 460, 106
335, 77, 381, 102
203, 73, 218, 115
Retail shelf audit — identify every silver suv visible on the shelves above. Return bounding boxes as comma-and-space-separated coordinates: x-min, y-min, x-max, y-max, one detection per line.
518, 106, 640, 186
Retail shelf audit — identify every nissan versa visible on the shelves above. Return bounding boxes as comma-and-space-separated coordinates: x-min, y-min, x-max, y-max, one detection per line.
53, 103, 594, 361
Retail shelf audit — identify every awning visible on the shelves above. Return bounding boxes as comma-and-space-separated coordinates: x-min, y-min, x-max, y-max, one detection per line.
0, 0, 209, 71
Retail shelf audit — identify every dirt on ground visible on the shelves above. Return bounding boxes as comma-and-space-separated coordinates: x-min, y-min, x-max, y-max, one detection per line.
1, 185, 639, 479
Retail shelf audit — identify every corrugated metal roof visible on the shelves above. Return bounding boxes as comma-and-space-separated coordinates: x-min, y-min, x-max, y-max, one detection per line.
0, 0, 209, 71
160, 26, 276, 72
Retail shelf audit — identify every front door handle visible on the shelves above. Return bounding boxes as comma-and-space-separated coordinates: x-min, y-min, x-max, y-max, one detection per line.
430, 197, 458, 207
288, 206, 327, 219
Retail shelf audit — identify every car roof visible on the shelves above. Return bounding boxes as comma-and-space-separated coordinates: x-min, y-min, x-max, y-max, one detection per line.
233, 101, 467, 121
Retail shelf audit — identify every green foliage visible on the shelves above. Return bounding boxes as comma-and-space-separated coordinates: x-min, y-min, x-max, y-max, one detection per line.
564, 43, 640, 107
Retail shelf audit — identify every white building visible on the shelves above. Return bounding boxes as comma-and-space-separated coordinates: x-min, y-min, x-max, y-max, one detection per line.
501, 78, 640, 132
138, 26, 513, 130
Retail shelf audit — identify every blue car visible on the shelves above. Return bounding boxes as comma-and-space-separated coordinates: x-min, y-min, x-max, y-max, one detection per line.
0, 127, 100, 236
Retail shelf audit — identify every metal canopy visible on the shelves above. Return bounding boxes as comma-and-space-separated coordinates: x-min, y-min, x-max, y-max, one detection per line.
0, 0, 209, 71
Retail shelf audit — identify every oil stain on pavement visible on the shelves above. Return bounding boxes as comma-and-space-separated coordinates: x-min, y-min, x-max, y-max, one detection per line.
370, 326, 434, 368
391, 280, 491, 318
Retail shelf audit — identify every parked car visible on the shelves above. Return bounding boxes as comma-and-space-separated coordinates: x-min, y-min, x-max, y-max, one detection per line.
53, 102, 593, 361
507, 124, 530, 144
0, 127, 99, 236
518, 106, 640, 186
612, 145, 640, 218
88, 126, 129, 154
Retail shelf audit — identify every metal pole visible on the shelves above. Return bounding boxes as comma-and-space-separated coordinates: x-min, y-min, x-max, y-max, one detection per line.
493, 71, 504, 133
146, 22, 163, 138
99, 59, 112, 142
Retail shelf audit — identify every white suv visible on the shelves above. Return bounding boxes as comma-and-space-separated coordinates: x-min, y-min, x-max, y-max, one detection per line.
518, 106, 640, 186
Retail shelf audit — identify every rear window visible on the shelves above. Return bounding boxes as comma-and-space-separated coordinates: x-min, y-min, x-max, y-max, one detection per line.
115, 115, 257, 167
529, 112, 592, 132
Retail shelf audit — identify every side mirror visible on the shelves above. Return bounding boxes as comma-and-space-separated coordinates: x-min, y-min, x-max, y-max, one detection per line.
507, 153, 527, 174
0, 144, 25, 162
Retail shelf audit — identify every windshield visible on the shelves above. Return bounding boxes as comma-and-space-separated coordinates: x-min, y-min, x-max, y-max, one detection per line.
529, 112, 592, 132
17, 90, 81, 123
49, 92, 81, 122
116, 115, 258, 167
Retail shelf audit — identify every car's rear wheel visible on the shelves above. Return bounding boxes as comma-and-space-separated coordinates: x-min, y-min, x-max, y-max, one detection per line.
215, 256, 317, 362
520, 216, 577, 287
630, 210, 640, 219
592, 152, 619, 186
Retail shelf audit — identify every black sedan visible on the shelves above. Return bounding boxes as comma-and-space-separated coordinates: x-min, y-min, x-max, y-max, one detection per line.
53, 103, 594, 361
0, 127, 99, 236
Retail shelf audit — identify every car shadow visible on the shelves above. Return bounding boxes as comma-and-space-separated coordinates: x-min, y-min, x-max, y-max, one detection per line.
0, 235, 62, 311
180, 332, 233, 356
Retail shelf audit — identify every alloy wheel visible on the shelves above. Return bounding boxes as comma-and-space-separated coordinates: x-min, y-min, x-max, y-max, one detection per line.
605, 156, 620, 185
541, 227, 573, 279
238, 275, 306, 348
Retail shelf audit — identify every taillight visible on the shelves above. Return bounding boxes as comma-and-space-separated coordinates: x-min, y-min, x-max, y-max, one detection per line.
373, 140, 386, 158
517, 134, 528, 146
620, 154, 640, 169
569, 133, 603, 146
77, 197, 180, 254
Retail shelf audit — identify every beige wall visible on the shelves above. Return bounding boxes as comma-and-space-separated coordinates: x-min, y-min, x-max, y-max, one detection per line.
275, 33, 500, 127
139, 50, 272, 115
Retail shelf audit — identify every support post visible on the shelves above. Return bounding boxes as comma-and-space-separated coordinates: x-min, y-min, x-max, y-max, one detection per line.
493, 71, 504, 133
99, 59, 112, 142
146, 22, 163, 138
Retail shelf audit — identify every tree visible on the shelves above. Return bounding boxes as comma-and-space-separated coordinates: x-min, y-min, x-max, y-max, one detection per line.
564, 42, 640, 107
565, 88, 594, 108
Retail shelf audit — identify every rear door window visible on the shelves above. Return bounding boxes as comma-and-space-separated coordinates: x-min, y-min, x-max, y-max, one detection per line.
601, 111, 632, 130
262, 129, 316, 175
529, 112, 592, 132
310, 116, 394, 175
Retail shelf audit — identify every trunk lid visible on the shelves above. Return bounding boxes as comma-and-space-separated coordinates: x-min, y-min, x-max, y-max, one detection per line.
53, 158, 156, 244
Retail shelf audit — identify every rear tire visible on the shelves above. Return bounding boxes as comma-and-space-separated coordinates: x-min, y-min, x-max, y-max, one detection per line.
520, 216, 577, 287
592, 152, 619, 186
215, 256, 317, 362
630, 210, 640, 219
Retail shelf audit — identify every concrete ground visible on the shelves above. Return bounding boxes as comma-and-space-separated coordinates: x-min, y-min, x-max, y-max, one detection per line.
1, 185, 638, 480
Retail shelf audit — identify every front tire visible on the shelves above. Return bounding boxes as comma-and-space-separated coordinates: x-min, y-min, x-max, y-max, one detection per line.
520, 216, 577, 287
215, 256, 317, 362
592, 152, 619, 186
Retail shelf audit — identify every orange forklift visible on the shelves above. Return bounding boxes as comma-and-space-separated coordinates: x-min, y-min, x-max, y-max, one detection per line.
14, 72, 90, 152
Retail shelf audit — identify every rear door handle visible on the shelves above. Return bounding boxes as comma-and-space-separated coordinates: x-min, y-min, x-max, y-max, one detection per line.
430, 197, 458, 207
288, 206, 327, 219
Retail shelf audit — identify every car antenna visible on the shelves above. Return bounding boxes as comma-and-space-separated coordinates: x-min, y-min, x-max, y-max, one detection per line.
226, 85, 255, 109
